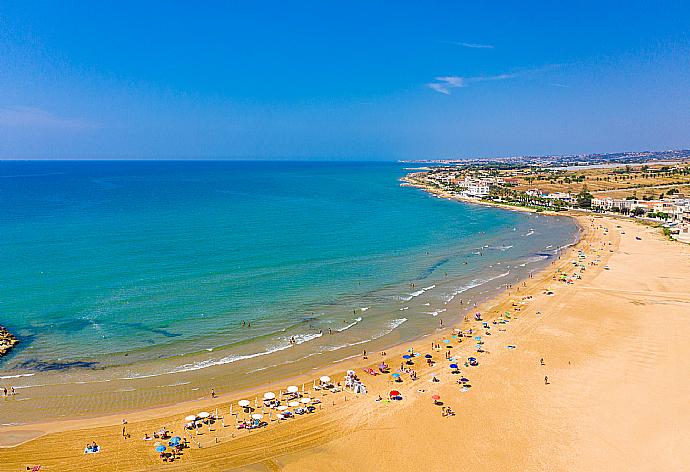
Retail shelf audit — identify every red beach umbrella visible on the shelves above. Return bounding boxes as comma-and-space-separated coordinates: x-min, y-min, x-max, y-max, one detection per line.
431, 394, 441, 400
389, 390, 401, 397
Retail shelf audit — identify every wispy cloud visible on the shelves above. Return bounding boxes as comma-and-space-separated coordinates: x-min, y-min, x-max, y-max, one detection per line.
458, 42, 494, 49
427, 76, 466, 95
0, 106, 99, 130
427, 73, 515, 94
441, 40, 495, 49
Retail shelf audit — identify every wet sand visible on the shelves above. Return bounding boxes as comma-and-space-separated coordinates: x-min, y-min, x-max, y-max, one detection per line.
2, 214, 690, 471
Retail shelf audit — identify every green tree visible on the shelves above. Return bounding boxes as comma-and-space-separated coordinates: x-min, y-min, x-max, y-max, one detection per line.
576, 185, 593, 208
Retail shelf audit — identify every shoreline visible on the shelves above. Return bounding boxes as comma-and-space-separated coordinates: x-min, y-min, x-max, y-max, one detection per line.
0, 190, 577, 427
0, 194, 589, 451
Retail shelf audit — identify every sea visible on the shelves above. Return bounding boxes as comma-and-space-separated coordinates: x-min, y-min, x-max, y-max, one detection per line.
0, 161, 578, 421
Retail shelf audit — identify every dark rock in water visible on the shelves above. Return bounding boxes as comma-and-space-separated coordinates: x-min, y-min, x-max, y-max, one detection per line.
13, 359, 99, 372
0, 325, 18, 357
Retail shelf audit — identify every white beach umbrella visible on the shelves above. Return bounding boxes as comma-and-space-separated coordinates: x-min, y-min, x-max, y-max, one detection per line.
286, 385, 299, 393
263, 392, 276, 400
288, 401, 300, 407
238, 399, 251, 408
300, 397, 311, 404
277, 405, 288, 411
251, 413, 263, 420
197, 411, 210, 419
320, 375, 331, 383
184, 415, 197, 422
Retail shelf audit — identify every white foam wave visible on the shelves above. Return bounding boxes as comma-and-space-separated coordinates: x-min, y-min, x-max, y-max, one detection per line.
337, 317, 362, 332
425, 308, 447, 317
0, 373, 35, 380
525, 229, 535, 236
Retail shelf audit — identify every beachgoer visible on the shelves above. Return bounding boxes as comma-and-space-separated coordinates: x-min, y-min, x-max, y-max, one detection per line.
540, 358, 544, 365
211, 388, 216, 398
544, 375, 549, 385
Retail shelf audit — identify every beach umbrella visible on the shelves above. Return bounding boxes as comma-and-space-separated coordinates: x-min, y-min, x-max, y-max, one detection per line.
184, 415, 197, 422
424, 354, 433, 359
391, 373, 400, 378
449, 363, 458, 369
155, 445, 167, 453
168, 437, 181, 446
277, 405, 288, 411
319, 376, 331, 383
443, 339, 450, 344
288, 401, 300, 407
197, 411, 210, 419
431, 394, 440, 401
238, 400, 251, 408
300, 397, 311, 404
251, 413, 263, 420
460, 377, 470, 383
402, 354, 411, 359
263, 392, 276, 400
474, 336, 482, 341
347, 369, 355, 376
389, 390, 400, 397
287, 385, 299, 393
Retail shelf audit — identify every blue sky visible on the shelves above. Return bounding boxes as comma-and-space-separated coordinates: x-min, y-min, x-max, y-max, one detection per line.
1, 1, 689, 160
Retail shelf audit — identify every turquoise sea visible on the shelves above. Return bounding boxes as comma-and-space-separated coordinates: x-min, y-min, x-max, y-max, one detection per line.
0, 161, 577, 385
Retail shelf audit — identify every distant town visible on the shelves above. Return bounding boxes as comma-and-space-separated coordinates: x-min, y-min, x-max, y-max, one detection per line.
400, 148, 690, 167
401, 149, 690, 243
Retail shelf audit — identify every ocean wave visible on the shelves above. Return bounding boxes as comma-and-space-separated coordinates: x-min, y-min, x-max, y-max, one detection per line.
337, 317, 362, 332
0, 373, 36, 380
443, 271, 511, 303
424, 308, 447, 317
400, 284, 435, 301
525, 229, 535, 236
360, 307, 370, 312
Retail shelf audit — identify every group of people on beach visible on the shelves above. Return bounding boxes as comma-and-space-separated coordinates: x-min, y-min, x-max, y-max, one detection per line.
2, 386, 16, 397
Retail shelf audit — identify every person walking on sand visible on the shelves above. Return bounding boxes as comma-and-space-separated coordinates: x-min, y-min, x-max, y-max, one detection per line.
540, 358, 545, 365
211, 388, 216, 398
544, 375, 549, 385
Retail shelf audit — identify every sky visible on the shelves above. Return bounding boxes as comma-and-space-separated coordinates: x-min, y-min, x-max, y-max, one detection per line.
1, 0, 689, 160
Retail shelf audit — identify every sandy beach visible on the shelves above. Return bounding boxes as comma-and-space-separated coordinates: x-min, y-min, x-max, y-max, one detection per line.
2, 211, 689, 471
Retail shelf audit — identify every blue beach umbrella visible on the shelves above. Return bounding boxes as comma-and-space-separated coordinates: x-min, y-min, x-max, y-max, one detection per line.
443, 339, 450, 344
169, 437, 181, 446
460, 377, 470, 383
449, 363, 458, 369
474, 336, 482, 341
155, 445, 167, 453
402, 354, 411, 359
391, 373, 401, 378
424, 354, 433, 359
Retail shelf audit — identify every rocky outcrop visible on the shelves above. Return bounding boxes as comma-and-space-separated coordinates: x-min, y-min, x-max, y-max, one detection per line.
0, 326, 18, 357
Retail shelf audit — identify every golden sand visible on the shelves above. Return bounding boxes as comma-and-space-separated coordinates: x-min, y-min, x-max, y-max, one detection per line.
2, 214, 690, 471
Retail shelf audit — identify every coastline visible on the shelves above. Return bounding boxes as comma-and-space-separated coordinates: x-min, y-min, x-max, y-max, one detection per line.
1, 184, 588, 454
0, 178, 577, 427
4, 179, 689, 471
